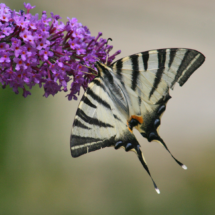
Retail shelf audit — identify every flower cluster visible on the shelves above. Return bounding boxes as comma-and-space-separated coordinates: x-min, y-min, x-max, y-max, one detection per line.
0, 3, 121, 99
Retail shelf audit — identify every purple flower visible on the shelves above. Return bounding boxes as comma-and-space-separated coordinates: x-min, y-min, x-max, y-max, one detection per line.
50, 12, 61, 20
15, 16, 29, 28
76, 43, 86, 55
20, 47, 29, 61
2, 27, 13, 36
72, 28, 84, 39
0, 52, 11, 63
43, 78, 61, 97
0, 42, 9, 52
24, 2, 35, 13
68, 38, 79, 50
28, 20, 37, 30
39, 48, 53, 61
0, 3, 121, 99
19, 30, 33, 42
65, 17, 79, 31
0, 12, 9, 22
12, 40, 22, 57
36, 38, 50, 50
14, 57, 27, 70
22, 88, 31, 97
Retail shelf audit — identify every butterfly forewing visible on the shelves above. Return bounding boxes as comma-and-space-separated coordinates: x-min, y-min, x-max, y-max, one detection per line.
111, 48, 204, 105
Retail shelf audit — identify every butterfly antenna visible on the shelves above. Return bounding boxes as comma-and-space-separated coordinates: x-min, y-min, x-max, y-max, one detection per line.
81, 65, 98, 76
157, 137, 187, 170
105, 38, 112, 65
135, 145, 160, 194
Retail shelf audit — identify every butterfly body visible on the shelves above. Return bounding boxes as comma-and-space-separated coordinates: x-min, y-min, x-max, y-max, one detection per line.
70, 48, 205, 193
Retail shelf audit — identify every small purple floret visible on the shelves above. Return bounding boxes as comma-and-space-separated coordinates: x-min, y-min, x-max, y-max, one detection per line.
0, 3, 121, 99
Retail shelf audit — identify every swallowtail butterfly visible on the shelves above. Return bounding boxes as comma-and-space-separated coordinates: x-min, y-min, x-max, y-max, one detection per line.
70, 48, 205, 193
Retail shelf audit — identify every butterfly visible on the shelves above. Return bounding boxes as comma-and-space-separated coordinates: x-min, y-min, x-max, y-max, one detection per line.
70, 48, 205, 193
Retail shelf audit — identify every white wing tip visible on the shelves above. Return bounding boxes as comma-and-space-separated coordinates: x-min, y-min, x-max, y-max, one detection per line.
182, 164, 187, 170
155, 188, 160, 194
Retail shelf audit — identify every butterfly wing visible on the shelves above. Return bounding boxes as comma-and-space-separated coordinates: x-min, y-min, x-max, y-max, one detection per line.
71, 79, 116, 157
71, 71, 138, 158
111, 48, 205, 168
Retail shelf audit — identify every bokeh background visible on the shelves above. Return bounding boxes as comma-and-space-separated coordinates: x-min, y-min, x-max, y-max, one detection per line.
1, 0, 215, 214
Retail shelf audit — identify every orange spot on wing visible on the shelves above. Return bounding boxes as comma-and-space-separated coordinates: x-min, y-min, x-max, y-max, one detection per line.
130, 115, 143, 124
127, 121, 133, 133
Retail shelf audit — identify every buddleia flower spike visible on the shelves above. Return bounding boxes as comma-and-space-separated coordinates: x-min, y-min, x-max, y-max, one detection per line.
0, 3, 121, 100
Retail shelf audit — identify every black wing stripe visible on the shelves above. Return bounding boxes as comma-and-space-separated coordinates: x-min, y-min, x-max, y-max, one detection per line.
138, 96, 142, 106
116, 59, 123, 80
88, 136, 115, 153
170, 50, 197, 87
92, 79, 106, 92
113, 114, 122, 122
71, 147, 87, 158
142, 51, 149, 71
82, 95, 97, 109
71, 135, 101, 147
171, 50, 190, 87
98, 63, 114, 84
86, 88, 111, 110
73, 119, 91, 129
71, 136, 115, 157
149, 50, 166, 99
178, 52, 205, 86
76, 108, 114, 128
131, 55, 139, 91
168, 49, 177, 68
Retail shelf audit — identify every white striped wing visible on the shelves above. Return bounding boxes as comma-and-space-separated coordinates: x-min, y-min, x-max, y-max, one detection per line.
71, 80, 116, 157
70, 76, 137, 158
111, 48, 205, 105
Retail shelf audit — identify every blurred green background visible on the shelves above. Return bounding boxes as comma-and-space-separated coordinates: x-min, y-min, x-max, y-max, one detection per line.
1, 0, 215, 214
